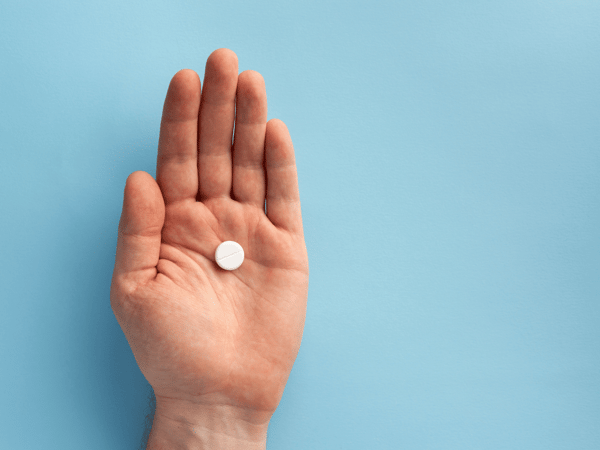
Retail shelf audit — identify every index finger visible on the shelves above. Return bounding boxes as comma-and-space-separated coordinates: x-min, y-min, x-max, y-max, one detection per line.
156, 69, 201, 205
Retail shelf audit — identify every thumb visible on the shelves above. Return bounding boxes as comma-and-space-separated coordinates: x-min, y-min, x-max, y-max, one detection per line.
112, 170, 165, 291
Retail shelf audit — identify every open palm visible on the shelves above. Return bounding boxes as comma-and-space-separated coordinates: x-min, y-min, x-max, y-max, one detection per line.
110, 49, 309, 418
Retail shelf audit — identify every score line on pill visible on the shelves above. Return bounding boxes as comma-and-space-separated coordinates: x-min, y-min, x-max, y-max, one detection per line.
215, 241, 245, 271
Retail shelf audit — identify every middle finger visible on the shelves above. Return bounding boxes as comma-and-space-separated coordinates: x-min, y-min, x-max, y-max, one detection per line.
197, 48, 239, 202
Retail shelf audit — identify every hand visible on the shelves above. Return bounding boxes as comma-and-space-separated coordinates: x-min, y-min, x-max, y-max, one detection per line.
110, 48, 309, 447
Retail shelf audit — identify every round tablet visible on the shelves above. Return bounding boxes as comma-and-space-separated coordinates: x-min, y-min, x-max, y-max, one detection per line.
215, 240, 244, 271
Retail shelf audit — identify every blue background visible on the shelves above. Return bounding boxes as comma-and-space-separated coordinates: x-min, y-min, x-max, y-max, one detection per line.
1, 1, 599, 449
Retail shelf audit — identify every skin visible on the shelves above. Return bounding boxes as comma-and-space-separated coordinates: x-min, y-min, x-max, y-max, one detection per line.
110, 48, 309, 447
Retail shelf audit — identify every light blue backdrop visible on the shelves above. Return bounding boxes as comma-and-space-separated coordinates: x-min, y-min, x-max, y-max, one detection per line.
1, 1, 598, 449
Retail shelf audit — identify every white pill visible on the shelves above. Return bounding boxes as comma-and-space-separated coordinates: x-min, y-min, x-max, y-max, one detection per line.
215, 240, 244, 271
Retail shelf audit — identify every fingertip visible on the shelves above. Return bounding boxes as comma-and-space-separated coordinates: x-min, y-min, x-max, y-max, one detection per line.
210, 48, 238, 63
125, 170, 154, 194
237, 70, 266, 101
174, 69, 200, 87
268, 117, 284, 126
266, 119, 293, 156
267, 118, 290, 134
206, 48, 239, 76
174, 68, 198, 78
121, 171, 165, 237
238, 69, 265, 86
167, 69, 201, 104
126, 169, 150, 182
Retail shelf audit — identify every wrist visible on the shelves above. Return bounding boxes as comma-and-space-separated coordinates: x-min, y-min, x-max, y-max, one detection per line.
147, 395, 271, 450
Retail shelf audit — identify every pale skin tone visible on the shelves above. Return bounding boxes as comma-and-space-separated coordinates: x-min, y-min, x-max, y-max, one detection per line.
110, 48, 309, 449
